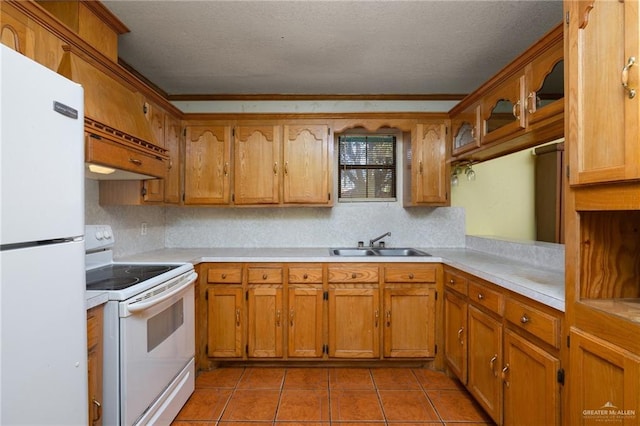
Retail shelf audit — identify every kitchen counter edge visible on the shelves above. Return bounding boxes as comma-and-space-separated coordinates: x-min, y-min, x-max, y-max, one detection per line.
117, 247, 565, 312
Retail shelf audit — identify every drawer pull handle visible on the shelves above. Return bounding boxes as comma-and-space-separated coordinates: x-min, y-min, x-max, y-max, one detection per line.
457, 327, 464, 345
477, 293, 484, 300
221, 273, 227, 279
489, 354, 498, 377
449, 279, 455, 285
351, 273, 357, 279
502, 363, 510, 387
129, 158, 142, 166
622, 56, 637, 99
520, 314, 530, 324
408, 273, 414, 279
263, 274, 268, 280
92, 399, 102, 423
236, 308, 240, 327
303, 273, 308, 280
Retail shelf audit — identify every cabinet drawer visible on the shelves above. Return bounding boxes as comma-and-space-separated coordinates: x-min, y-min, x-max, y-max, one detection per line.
384, 265, 436, 283
505, 298, 560, 348
444, 269, 468, 295
248, 267, 283, 284
328, 265, 379, 283
289, 267, 323, 283
468, 280, 504, 315
86, 136, 167, 179
207, 266, 242, 284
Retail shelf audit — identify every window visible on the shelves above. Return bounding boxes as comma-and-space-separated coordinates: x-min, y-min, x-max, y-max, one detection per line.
338, 134, 397, 201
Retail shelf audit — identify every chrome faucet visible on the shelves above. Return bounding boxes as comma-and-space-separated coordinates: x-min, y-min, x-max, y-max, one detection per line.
369, 231, 391, 247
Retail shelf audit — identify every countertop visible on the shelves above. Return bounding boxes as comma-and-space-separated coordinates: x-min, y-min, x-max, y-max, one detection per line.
117, 247, 565, 312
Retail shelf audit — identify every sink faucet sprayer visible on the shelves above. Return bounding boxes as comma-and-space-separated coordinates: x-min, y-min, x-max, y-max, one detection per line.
369, 231, 391, 247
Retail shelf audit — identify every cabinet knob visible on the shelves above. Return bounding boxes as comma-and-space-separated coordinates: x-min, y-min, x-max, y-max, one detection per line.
477, 293, 484, 300
303, 273, 308, 280
263, 274, 268, 280
520, 314, 530, 324
351, 273, 357, 279
449, 279, 455, 285
408, 273, 414, 279
221, 273, 227, 279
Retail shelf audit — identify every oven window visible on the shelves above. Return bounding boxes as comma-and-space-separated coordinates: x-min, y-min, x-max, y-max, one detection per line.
147, 300, 184, 352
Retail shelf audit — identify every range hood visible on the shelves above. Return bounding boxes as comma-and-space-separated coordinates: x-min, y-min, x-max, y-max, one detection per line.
58, 46, 169, 180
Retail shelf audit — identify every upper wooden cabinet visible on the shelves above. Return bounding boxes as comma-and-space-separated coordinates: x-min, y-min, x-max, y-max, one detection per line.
449, 23, 563, 163
566, 0, 640, 186
404, 122, 450, 206
451, 103, 481, 157
184, 124, 232, 205
283, 124, 332, 204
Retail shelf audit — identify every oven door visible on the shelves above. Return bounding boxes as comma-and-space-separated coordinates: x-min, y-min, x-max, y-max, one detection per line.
119, 272, 196, 425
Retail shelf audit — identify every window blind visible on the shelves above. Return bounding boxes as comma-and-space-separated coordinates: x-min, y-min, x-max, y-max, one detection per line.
338, 135, 396, 200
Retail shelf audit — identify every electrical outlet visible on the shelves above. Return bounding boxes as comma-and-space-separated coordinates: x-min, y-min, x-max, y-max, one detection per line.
141, 222, 148, 236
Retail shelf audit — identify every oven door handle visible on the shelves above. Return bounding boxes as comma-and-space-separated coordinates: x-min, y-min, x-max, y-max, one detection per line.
125, 272, 197, 314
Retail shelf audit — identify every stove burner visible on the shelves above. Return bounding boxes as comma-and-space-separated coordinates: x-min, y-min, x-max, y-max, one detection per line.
86, 263, 180, 291
87, 277, 140, 291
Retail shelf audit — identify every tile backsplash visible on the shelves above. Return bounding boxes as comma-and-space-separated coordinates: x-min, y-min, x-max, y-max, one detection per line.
86, 179, 466, 256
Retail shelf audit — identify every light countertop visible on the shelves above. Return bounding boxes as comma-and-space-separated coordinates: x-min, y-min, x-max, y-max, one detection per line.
117, 247, 565, 312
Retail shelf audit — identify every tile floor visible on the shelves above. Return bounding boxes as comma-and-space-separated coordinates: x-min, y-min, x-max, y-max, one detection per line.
172, 367, 495, 425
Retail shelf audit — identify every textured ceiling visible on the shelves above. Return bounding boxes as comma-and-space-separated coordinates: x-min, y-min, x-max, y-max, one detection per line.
102, 0, 563, 96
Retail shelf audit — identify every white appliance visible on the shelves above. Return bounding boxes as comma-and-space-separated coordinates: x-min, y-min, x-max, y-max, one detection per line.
0, 45, 87, 424
85, 225, 197, 426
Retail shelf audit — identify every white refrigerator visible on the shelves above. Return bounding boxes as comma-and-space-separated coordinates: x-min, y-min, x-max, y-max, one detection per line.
0, 45, 87, 425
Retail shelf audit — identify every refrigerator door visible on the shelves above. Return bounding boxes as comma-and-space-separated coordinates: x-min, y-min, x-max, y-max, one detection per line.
0, 45, 84, 245
0, 240, 87, 425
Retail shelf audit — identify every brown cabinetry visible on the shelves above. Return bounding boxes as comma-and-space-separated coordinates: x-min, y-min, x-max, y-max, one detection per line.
328, 264, 380, 359
443, 266, 563, 426
234, 124, 281, 204
184, 124, 232, 205
382, 265, 437, 358
451, 103, 481, 156
246, 266, 284, 358
287, 265, 324, 358
405, 122, 450, 206
205, 265, 243, 358
87, 305, 104, 426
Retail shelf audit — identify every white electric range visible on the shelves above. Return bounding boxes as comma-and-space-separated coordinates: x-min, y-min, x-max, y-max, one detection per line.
85, 225, 197, 426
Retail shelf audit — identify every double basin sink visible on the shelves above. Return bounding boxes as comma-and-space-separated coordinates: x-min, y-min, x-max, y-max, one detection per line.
330, 247, 431, 257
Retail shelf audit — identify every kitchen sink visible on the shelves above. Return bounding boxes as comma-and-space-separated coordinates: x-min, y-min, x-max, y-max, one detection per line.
330, 248, 431, 257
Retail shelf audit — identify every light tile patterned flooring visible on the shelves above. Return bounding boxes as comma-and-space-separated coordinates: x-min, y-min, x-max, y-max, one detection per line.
172, 367, 495, 425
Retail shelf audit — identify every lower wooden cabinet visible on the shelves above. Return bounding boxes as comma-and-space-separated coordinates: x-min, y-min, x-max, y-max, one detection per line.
383, 285, 436, 357
206, 286, 243, 358
87, 305, 104, 426
443, 266, 563, 426
503, 329, 560, 426
468, 305, 503, 424
444, 290, 468, 383
328, 286, 380, 358
287, 286, 324, 358
569, 328, 640, 425
247, 286, 283, 358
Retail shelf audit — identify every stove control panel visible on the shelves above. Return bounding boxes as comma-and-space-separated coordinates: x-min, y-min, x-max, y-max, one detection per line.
85, 224, 114, 252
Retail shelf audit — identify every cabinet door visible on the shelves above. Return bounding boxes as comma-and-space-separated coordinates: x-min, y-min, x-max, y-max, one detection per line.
468, 305, 503, 424
569, 328, 640, 425
234, 125, 281, 204
481, 73, 526, 145
567, 0, 640, 184
503, 329, 560, 426
383, 286, 436, 358
525, 39, 564, 126
444, 290, 468, 384
207, 287, 243, 358
328, 287, 380, 358
184, 125, 232, 204
163, 114, 182, 204
451, 103, 481, 156
143, 101, 166, 202
87, 306, 103, 426
283, 124, 331, 204
410, 122, 449, 205
247, 287, 284, 358
288, 286, 324, 358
